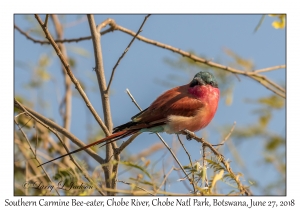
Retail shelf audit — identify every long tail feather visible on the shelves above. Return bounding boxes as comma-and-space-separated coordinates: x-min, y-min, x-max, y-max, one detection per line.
37, 130, 135, 167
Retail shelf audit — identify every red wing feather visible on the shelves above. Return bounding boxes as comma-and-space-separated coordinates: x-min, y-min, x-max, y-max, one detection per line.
132, 84, 205, 124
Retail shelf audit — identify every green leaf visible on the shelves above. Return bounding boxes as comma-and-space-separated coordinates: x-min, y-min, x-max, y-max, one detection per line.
223, 48, 254, 71
210, 170, 224, 191
258, 95, 285, 109
37, 68, 51, 81
206, 159, 225, 172
265, 135, 284, 151
259, 110, 271, 128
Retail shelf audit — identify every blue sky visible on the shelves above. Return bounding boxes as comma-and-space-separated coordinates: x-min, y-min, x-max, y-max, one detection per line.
14, 14, 285, 195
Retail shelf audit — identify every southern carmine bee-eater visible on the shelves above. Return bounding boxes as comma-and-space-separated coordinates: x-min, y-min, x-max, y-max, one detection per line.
38, 71, 219, 167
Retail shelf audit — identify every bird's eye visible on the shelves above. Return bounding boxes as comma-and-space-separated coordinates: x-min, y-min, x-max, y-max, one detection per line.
209, 81, 214, 85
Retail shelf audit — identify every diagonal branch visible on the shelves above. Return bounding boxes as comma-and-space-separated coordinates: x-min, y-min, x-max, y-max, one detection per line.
125, 88, 194, 192
34, 14, 110, 136
14, 99, 105, 165
14, 118, 60, 195
155, 166, 174, 195
51, 14, 72, 166
113, 22, 285, 98
182, 129, 252, 196
106, 14, 151, 92
254, 64, 286, 73
17, 17, 285, 98
117, 180, 154, 195
14, 24, 114, 45
14, 103, 106, 195
176, 134, 197, 192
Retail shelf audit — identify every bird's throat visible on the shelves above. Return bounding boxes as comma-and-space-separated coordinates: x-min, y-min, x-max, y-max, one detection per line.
188, 85, 209, 99
188, 85, 220, 104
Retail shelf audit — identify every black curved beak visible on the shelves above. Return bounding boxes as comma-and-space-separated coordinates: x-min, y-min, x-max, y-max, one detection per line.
189, 78, 205, 87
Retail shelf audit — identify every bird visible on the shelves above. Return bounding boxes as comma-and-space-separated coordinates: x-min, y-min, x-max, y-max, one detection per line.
38, 71, 219, 167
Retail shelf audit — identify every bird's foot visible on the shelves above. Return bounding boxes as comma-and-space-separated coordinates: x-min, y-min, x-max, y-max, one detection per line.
183, 129, 195, 140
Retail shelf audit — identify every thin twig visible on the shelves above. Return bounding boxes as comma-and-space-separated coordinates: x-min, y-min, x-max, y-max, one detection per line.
117, 180, 154, 195
156, 133, 191, 181
14, 100, 106, 195
34, 122, 38, 156
14, 118, 60, 195
248, 73, 286, 94
254, 65, 286, 73
163, 160, 166, 192
44, 15, 49, 27
17, 17, 285, 97
202, 145, 208, 187
34, 14, 110, 136
114, 21, 285, 98
106, 14, 151, 92
14, 99, 105, 165
217, 121, 236, 150
126, 89, 142, 110
182, 129, 252, 196
14, 138, 49, 186
51, 14, 73, 165
125, 88, 191, 189
117, 132, 141, 153
14, 24, 113, 45
130, 143, 164, 162
156, 167, 174, 194
176, 134, 196, 193
14, 111, 26, 119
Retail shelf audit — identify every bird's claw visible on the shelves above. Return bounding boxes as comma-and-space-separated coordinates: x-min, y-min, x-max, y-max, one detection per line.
183, 129, 195, 140
186, 134, 194, 140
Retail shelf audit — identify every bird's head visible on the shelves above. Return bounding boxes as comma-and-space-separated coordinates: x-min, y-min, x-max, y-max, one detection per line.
189, 71, 218, 88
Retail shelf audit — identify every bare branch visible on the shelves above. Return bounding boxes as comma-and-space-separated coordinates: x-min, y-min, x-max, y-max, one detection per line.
44, 15, 49, 27
14, 118, 60, 195
254, 64, 286, 73
117, 180, 154, 195
217, 121, 236, 149
14, 24, 113, 45
114, 22, 285, 98
87, 15, 113, 133
14, 99, 105, 165
125, 88, 191, 190
87, 14, 117, 195
106, 14, 151, 92
202, 145, 208, 187
182, 129, 252, 196
17, 17, 285, 97
130, 143, 164, 162
126, 88, 142, 110
51, 14, 72, 165
156, 167, 174, 194
34, 14, 110, 136
14, 100, 106, 195
117, 132, 141, 153
176, 134, 196, 192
